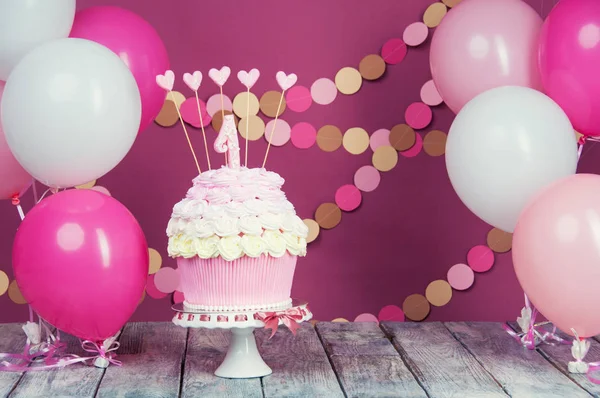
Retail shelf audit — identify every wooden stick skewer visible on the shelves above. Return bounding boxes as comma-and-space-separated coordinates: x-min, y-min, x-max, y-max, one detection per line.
262, 90, 286, 168
194, 91, 211, 170
244, 88, 251, 167
219, 86, 228, 167
170, 91, 201, 174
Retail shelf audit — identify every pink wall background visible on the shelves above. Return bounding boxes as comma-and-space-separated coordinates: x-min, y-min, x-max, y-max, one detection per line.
2, 0, 592, 324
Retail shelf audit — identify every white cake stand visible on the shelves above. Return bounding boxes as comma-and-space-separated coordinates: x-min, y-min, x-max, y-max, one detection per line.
172, 299, 312, 379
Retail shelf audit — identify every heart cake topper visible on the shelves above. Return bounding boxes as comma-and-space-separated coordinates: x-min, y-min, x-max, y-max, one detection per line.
209, 66, 231, 87
183, 71, 202, 91
237, 68, 260, 89
276, 71, 297, 91
156, 70, 175, 91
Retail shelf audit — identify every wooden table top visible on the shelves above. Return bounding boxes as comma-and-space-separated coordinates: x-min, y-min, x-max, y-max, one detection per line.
0, 321, 598, 397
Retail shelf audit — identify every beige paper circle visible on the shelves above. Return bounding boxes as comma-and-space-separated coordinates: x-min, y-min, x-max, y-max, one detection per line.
303, 219, 320, 243
343, 127, 370, 155
233, 92, 260, 118
423, 3, 448, 28
0, 271, 8, 296
442, 0, 462, 7
76, 180, 97, 189
423, 130, 447, 156
212, 110, 239, 133
372, 146, 398, 171
359, 54, 386, 80
389, 124, 416, 151
315, 202, 342, 229
148, 248, 163, 274
239, 116, 266, 141
487, 228, 513, 253
8, 280, 27, 304
155, 100, 179, 127
402, 294, 430, 321
332, 318, 350, 323
425, 280, 453, 307
168, 91, 186, 107
317, 125, 343, 152
335, 67, 363, 95
260, 90, 286, 117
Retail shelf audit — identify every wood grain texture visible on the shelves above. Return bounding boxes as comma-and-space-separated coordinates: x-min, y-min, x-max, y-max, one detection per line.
96, 322, 187, 398
446, 322, 591, 398
256, 323, 344, 397
317, 322, 427, 397
181, 328, 262, 398
381, 322, 508, 398
0, 323, 28, 398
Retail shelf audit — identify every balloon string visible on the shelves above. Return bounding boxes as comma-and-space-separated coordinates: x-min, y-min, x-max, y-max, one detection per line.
31, 179, 38, 203
262, 90, 286, 168
194, 91, 211, 171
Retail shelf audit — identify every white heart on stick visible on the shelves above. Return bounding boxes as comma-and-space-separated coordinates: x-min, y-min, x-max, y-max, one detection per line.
183, 71, 202, 91
276, 71, 297, 91
237, 68, 260, 89
156, 70, 175, 91
209, 66, 231, 86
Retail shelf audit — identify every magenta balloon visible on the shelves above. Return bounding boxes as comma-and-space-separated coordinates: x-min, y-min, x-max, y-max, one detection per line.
513, 174, 600, 338
13, 189, 148, 342
539, 0, 600, 137
0, 81, 31, 200
70, 6, 169, 134
430, 0, 543, 114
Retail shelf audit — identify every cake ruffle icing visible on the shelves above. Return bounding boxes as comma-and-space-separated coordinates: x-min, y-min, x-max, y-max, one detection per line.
167, 167, 308, 261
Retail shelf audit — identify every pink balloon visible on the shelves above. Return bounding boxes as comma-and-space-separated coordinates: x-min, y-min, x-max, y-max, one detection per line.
513, 174, 600, 338
0, 81, 31, 200
539, 0, 600, 137
430, 0, 543, 114
13, 189, 148, 342
70, 6, 169, 134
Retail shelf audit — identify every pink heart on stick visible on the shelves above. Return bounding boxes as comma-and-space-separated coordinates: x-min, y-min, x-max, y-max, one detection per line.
183, 71, 202, 91
209, 66, 231, 86
276, 71, 298, 91
156, 70, 175, 91
237, 69, 260, 89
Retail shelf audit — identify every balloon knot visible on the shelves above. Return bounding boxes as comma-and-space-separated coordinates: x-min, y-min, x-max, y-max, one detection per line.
11, 195, 20, 206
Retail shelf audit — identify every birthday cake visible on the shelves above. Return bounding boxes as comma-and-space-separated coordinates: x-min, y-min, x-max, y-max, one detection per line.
167, 115, 308, 312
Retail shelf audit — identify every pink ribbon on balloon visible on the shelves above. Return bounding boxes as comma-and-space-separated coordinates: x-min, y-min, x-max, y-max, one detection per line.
256, 308, 304, 338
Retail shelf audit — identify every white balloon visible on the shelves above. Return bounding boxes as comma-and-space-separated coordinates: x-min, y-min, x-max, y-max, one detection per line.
1, 38, 141, 188
0, 0, 76, 80
445, 86, 578, 232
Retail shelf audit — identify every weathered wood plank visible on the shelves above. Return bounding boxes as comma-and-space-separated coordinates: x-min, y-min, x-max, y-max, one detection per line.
0, 324, 27, 398
256, 323, 344, 397
446, 322, 591, 398
181, 328, 262, 398
317, 322, 428, 397
381, 322, 508, 397
96, 322, 187, 398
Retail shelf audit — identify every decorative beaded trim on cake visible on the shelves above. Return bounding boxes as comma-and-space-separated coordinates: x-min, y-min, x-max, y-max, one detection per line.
182, 298, 293, 312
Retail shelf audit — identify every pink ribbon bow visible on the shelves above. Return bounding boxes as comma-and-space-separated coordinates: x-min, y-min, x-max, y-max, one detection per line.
256, 308, 304, 338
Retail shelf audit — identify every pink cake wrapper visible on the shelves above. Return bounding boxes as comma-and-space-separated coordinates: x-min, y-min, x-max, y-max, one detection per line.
177, 253, 297, 309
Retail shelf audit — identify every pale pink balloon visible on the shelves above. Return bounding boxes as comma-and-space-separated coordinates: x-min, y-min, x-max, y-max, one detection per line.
430, 0, 543, 114
513, 174, 600, 338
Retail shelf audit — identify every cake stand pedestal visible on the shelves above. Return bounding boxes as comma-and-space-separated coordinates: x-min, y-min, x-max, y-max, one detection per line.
172, 299, 312, 379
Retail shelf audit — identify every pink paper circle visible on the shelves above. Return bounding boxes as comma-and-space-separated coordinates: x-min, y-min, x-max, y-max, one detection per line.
335, 184, 362, 211
354, 313, 379, 323
180, 97, 212, 127
447, 263, 475, 290
154, 267, 180, 294
354, 166, 381, 192
286, 85, 312, 112
265, 119, 291, 146
467, 245, 495, 273
291, 122, 317, 149
90, 186, 111, 196
378, 305, 405, 322
173, 290, 185, 304
311, 78, 338, 105
146, 274, 168, 299
206, 94, 232, 116
403, 22, 429, 47
420, 80, 444, 106
400, 132, 423, 158
369, 129, 391, 152
405, 102, 432, 130
381, 38, 408, 65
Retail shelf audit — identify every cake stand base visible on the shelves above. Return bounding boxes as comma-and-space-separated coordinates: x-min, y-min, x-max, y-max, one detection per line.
215, 327, 272, 378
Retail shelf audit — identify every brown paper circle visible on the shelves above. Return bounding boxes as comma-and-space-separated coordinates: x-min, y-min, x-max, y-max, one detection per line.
343, 127, 370, 155
168, 91, 186, 107
303, 219, 320, 243
423, 130, 447, 156
211, 110, 239, 132
332, 318, 349, 323
315, 203, 342, 229
148, 248, 162, 274
317, 125, 343, 152
335, 67, 363, 95
423, 3, 448, 28
372, 146, 398, 172
0, 271, 8, 296
389, 124, 416, 151
233, 92, 260, 118
487, 228, 513, 253
425, 280, 453, 307
8, 280, 27, 304
402, 293, 430, 321
155, 100, 179, 127
238, 116, 266, 141
442, 0, 462, 7
359, 54, 386, 81
75, 180, 97, 189
260, 90, 286, 118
